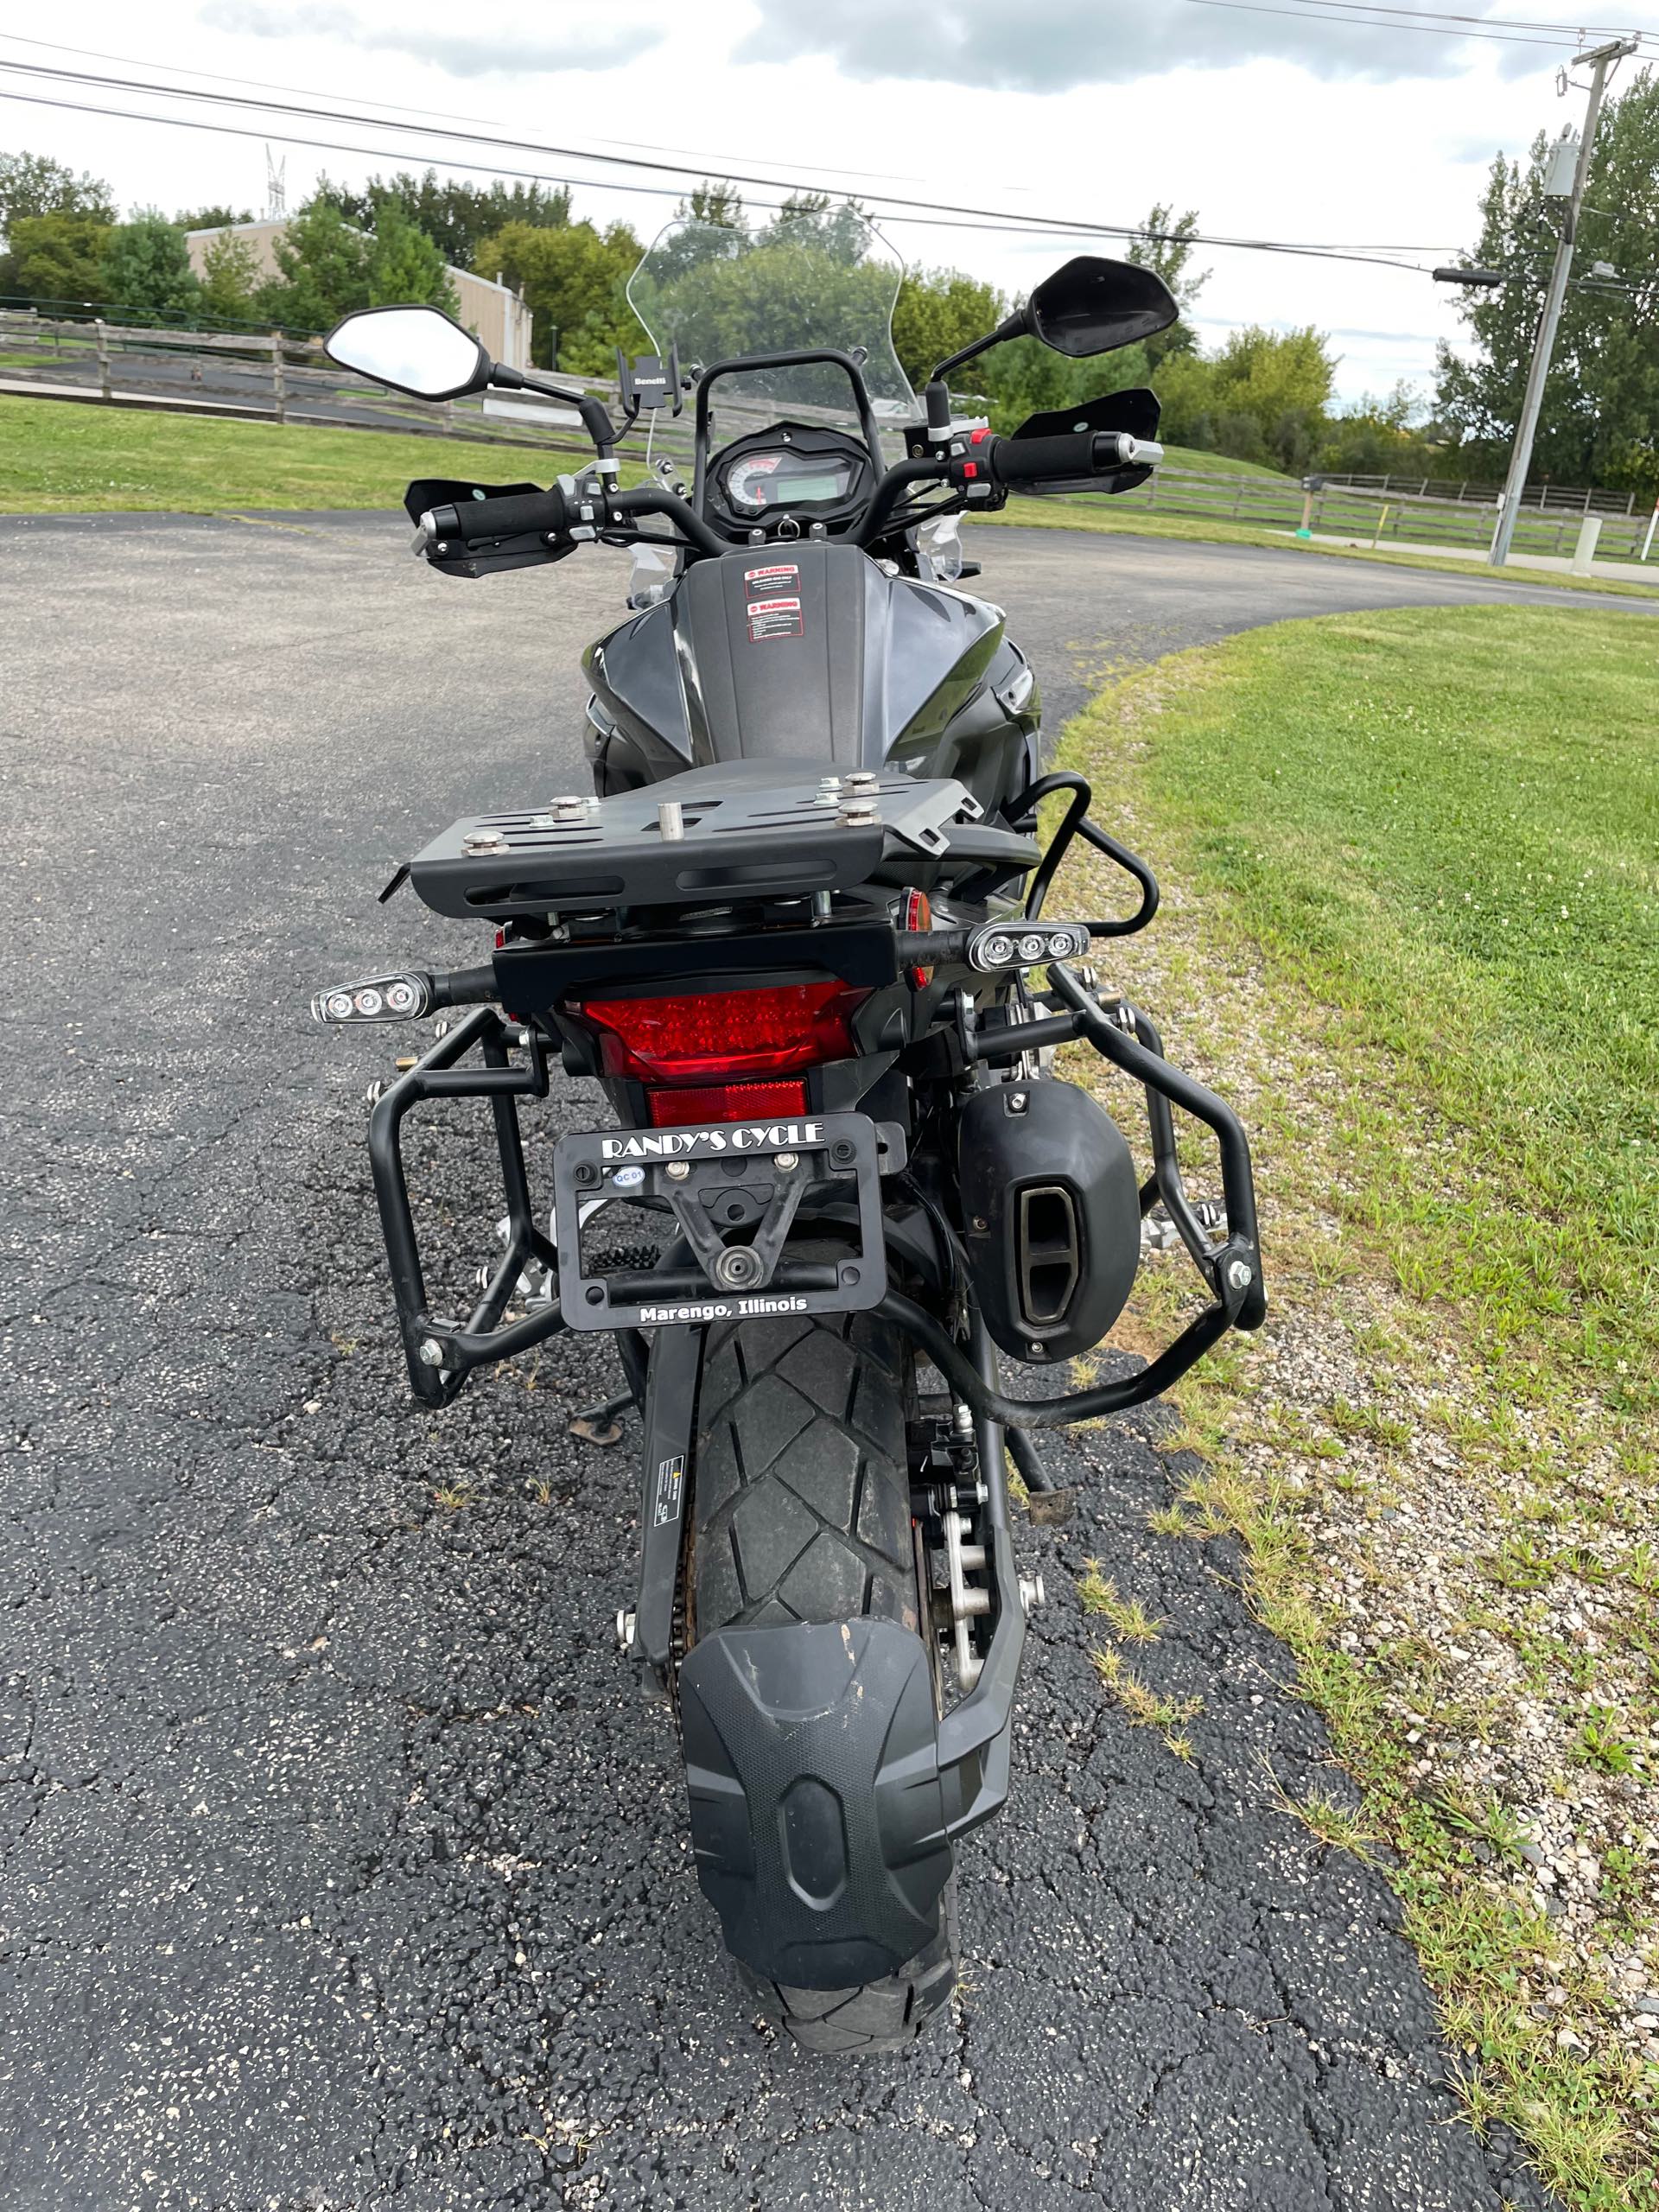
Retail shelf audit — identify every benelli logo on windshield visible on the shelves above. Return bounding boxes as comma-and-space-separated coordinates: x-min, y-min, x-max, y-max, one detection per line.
601, 1120, 823, 1161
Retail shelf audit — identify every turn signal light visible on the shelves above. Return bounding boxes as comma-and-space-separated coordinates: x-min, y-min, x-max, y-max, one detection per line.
967, 922, 1090, 974
312, 972, 432, 1024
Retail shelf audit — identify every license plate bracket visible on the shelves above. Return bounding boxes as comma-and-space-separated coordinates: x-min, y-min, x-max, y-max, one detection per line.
552, 1110, 893, 1330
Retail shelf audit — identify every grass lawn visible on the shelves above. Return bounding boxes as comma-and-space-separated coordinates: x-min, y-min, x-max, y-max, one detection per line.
971, 493, 1659, 601
0, 395, 588, 513
1157, 442, 1292, 480
1058, 606, 1659, 2209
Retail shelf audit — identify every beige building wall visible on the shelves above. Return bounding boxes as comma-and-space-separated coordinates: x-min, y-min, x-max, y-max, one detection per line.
186, 221, 529, 367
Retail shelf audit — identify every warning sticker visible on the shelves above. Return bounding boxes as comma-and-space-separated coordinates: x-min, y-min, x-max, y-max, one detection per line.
747, 595, 804, 643
653, 1452, 685, 1528
743, 562, 799, 596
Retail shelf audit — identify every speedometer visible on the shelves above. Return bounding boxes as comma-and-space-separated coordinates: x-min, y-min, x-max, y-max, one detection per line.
727, 454, 785, 512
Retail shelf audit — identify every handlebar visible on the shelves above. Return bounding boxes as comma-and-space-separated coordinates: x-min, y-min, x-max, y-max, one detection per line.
412, 426, 1161, 570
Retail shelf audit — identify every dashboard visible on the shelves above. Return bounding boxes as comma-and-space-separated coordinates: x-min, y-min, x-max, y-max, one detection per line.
705, 423, 875, 538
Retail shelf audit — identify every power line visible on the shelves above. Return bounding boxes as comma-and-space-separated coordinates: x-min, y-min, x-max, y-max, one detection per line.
0, 30, 937, 194
0, 60, 1454, 270
0, 28, 502, 128
1216, 0, 1658, 38
1183, 0, 1592, 45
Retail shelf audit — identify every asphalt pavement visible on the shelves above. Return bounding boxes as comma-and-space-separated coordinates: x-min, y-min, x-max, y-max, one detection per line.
1, 512, 1601, 2210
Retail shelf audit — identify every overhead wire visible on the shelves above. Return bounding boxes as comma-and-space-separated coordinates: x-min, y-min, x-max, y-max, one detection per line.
0, 30, 937, 189
0, 60, 1459, 270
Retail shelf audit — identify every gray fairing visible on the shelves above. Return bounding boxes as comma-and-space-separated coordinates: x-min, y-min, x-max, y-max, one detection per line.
582, 543, 1040, 817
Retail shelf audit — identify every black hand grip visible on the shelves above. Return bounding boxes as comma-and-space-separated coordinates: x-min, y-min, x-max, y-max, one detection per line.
425, 486, 571, 547
985, 431, 1131, 487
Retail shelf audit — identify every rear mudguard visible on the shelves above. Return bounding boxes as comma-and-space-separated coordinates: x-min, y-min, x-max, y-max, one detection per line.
678, 1618, 953, 1988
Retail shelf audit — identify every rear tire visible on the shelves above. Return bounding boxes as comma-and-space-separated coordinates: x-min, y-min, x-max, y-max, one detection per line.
690, 1297, 959, 2053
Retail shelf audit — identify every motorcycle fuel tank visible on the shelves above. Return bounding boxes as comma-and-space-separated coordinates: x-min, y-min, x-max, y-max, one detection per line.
582, 543, 1037, 809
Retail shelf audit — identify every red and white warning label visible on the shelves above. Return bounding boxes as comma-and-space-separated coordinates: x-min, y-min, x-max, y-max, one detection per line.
743, 562, 798, 594
746, 594, 804, 642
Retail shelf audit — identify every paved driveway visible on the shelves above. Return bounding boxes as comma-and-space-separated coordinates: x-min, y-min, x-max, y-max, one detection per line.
1, 512, 1587, 2210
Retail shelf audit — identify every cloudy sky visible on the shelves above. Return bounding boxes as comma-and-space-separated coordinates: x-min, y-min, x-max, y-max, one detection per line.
4, 1, 1657, 404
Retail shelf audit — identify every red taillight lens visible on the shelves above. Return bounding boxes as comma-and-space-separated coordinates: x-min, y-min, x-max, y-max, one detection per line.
646, 1078, 807, 1127
574, 980, 868, 1086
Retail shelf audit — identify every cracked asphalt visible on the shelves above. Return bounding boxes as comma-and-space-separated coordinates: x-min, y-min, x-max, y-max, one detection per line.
0, 511, 1577, 2211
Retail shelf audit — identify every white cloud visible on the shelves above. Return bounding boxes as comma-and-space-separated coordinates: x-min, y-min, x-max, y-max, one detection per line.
738, 0, 1546, 88
200, 2, 651, 77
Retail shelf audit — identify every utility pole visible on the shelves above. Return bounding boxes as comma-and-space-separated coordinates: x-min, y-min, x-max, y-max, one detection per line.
1488, 35, 1638, 569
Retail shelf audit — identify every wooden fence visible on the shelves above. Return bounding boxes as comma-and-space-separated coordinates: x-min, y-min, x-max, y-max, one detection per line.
3, 308, 1651, 563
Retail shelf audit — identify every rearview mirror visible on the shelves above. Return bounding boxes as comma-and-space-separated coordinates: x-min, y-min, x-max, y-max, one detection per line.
325, 305, 493, 401
1026, 257, 1179, 357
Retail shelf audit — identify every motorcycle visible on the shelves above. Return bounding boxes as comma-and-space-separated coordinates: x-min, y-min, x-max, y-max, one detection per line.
314, 213, 1265, 2052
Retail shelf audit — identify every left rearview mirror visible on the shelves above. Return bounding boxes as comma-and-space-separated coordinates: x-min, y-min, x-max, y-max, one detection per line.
325, 305, 493, 401
1026, 257, 1179, 358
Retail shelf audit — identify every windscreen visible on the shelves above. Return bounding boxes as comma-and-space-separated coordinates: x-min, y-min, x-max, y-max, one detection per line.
626, 208, 914, 425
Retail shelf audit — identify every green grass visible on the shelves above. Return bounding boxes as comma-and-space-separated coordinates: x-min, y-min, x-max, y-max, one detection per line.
0, 394, 588, 513
1058, 605, 1659, 2208
971, 493, 1659, 600
1156, 442, 1292, 480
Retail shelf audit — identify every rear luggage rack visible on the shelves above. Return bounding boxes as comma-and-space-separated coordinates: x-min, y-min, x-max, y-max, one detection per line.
404, 773, 1031, 922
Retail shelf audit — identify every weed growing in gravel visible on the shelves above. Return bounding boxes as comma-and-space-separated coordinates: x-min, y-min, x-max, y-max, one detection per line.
1092, 1647, 1204, 1758
1078, 1567, 1165, 1642
1255, 1751, 1380, 1862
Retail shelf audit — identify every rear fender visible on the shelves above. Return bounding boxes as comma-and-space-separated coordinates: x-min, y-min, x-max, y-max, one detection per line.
678, 1618, 952, 1989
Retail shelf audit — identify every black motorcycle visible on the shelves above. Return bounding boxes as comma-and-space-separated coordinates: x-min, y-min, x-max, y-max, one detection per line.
315, 214, 1265, 2052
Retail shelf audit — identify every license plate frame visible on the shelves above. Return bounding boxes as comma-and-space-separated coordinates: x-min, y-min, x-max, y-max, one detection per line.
552, 1110, 892, 1331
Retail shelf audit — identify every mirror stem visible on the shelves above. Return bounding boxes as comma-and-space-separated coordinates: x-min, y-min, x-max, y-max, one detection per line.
930, 310, 1027, 385
489, 363, 617, 455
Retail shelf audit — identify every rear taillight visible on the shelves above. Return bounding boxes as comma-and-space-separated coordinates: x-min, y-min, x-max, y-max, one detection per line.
573, 980, 868, 1090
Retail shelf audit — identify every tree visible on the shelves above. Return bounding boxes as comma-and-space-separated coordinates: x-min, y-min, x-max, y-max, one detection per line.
0, 149, 114, 233
473, 217, 642, 369
197, 231, 263, 326
175, 204, 253, 232
1126, 201, 1208, 361
3, 212, 111, 305
678, 181, 745, 228
366, 200, 460, 315
99, 213, 202, 326
892, 265, 1002, 391
258, 197, 372, 333
1154, 324, 1337, 469
319, 168, 572, 268
1434, 64, 1659, 488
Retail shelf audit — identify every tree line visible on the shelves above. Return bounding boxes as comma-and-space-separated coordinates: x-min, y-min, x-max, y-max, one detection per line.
4, 74, 1655, 496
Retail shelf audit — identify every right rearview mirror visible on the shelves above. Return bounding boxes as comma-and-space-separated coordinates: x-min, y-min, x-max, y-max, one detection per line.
326, 305, 493, 401
1026, 257, 1179, 357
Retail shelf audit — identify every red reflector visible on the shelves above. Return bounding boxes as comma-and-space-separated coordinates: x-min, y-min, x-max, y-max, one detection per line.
574, 979, 867, 1084
902, 887, 933, 988
647, 1079, 807, 1127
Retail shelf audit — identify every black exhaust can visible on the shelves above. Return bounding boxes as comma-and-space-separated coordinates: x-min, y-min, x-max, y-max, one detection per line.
958, 1078, 1141, 1363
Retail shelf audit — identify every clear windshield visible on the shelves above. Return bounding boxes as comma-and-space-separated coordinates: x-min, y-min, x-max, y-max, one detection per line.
626, 209, 914, 424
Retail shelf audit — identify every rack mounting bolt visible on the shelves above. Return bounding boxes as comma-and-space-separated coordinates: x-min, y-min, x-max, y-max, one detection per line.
416, 1337, 446, 1368
1019, 1573, 1046, 1612
665, 1160, 690, 1181
773, 1151, 798, 1171
1008, 1090, 1028, 1113
1227, 1258, 1254, 1291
